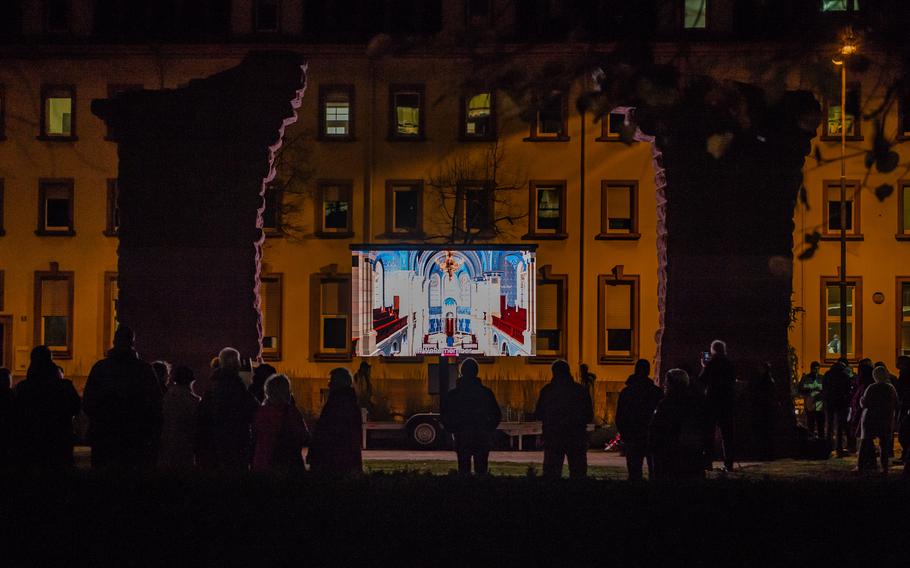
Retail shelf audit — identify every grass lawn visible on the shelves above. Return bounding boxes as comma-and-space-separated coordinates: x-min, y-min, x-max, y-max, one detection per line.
364, 459, 628, 478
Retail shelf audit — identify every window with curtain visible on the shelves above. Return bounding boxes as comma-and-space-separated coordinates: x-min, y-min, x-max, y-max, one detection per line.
535, 277, 565, 358
528, 181, 565, 237
824, 180, 860, 235
463, 92, 494, 139
684, 0, 707, 28
320, 278, 350, 353
387, 181, 422, 235
394, 91, 421, 136
34, 270, 74, 358
600, 181, 637, 237
825, 84, 861, 138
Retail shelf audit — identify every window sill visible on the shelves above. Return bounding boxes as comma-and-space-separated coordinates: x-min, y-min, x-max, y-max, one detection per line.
595, 233, 641, 241
37, 135, 78, 142
599, 355, 636, 365
317, 135, 357, 143
523, 136, 570, 142
35, 229, 76, 237
896, 234, 910, 241
377, 231, 426, 240
313, 352, 353, 362
820, 135, 863, 142
49, 350, 72, 360
315, 231, 354, 239
819, 234, 864, 241
522, 232, 567, 241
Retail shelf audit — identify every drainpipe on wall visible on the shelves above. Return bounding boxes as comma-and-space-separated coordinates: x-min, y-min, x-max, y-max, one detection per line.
364, 60, 376, 243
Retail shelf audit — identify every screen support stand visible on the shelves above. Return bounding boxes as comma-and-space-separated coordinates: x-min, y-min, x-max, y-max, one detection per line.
438, 356, 451, 403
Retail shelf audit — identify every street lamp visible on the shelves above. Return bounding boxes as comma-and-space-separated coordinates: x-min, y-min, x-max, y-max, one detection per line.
832, 29, 857, 360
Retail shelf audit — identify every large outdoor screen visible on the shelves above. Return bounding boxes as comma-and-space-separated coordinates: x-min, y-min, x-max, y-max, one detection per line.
351, 245, 537, 357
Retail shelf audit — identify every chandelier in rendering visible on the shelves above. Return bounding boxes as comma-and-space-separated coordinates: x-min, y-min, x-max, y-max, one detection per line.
436, 250, 462, 280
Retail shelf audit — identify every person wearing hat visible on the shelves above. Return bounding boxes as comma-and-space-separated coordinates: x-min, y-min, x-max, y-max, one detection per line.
307, 368, 362, 474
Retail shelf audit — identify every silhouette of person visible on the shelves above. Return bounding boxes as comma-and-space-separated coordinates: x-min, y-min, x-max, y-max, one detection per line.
799, 361, 825, 439
0, 368, 15, 467
152, 360, 171, 395
649, 368, 707, 480
535, 359, 594, 480
307, 368, 362, 475
616, 359, 663, 481
579, 363, 596, 407
857, 366, 898, 473
248, 363, 277, 404
752, 362, 777, 460
895, 356, 910, 464
196, 348, 259, 471
84, 326, 162, 469
823, 358, 852, 457
15, 347, 81, 469
440, 358, 501, 475
157, 365, 200, 470
252, 373, 309, 472
697, 339, 736, 471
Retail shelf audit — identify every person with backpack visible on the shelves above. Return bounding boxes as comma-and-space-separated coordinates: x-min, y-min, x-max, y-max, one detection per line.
440, 358, 501, 476
534, 359, 594, 480
615, 359, 663, 481
252, 373, 309, 472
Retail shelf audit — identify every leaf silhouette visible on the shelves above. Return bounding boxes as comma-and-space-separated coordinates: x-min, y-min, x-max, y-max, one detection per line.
874, 183, 894, 202
798, 185, 809, 210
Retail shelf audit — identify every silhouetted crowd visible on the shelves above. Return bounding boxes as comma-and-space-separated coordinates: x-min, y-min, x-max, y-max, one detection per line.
0, 326, 362, 475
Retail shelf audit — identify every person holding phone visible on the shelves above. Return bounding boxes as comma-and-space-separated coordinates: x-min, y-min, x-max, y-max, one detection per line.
697, 340, 736, 472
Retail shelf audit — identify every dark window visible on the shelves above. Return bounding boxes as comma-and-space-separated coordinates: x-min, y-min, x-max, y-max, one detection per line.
317, 181, 353, 237
34, 268, 75, 359
105, 179, 119, 236
598, 111, 626, 141
457, 182, 493, 235
45, 0, 71, 33
598, 275, 639, 363
386, 180, 423, 236
37, 179, 74, 236
528, 91, 567, 140
462, 92, 495, 140
598, 181, 639, 239
40, 85, 76, 139
254, 0, 280, 32
389, 85, 425, 140
0, 84, 6, 140
823, 180, 860, 236
260, 274, 283, 360
262, 185, 281, 235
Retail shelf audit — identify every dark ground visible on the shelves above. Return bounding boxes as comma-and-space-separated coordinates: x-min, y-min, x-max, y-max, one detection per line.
0, 468, 906, 566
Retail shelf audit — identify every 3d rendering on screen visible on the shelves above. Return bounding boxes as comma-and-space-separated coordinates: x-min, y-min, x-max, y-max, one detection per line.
351, 246, 536, 358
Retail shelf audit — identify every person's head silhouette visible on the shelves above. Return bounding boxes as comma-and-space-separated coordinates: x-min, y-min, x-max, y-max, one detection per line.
634, 359, 650, 378
710, 339, 726, 357
551, 359, 571, 381
329, 367, 353, 391
113, 325, 135, 348
218, 347, 241, 373
459, 358, 479, 381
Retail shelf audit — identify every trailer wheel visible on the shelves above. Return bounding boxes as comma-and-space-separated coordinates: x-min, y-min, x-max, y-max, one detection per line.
408, 417, 440, 449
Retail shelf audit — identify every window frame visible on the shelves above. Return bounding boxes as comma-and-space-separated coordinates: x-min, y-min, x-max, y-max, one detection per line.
44, 0, 72, 34
821, 179, 862, 240
253, 0, 281, 33
260, 273, 283, 361
820, 275, 863, 363
898, 93, 910, 141
455, 180, 495, 238
820, 0, 861, 13
384, 179, 424, 238
104, 178, 119, 237
39, 84, 77, 141
525, 91, 569, 142
529, 265, 568, 364
262, 184, 283, 238
311, 270, 352, 362
318, 84, 355, 141
0, 270, 4, 311
388, 83, 426, 141
459, 90, 497, 141
102, 272, 118, 353
682, 0, 709, 30
597, 274, 640, 364
898, 277, 910, 361
0, 179, 5, 236
315, 180, 354, 239
0, 84, 6, 141
596, 111, 627, 142
597, 180, 640, 240
37, 178, 75, 237
821, 82, 863, 141
898, 181, 910, 241
34, 267, 75, 359
524, 180, 567, 240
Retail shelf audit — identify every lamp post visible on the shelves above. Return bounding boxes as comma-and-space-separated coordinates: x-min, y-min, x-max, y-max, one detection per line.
833, 30, 857, 360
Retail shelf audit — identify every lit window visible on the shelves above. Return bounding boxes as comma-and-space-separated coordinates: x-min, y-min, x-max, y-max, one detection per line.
103, 273, 118, 351
105, 179, 119, 236
41, 86, 75, 139
34, 268, 74, 358
37, 179, 74, 236
320, 86, 354, 139
824, 180, 860, 236
822, 277, 861, 361
821, 0, 859, 11
684, 0, 707, 29
528, 181, 565, 237
254, 0, 280, 32
900, 279, 910, 357
318, 181, 353, 236
599, 181, 638, 238
535, 271, 567, 360
262, 184, 281, 236
463, 92, 495, 139
319, 277, 351, 356
260, 274, 283, 360
386, 180, 423, 235
390, 85, 424, 139
825, 84, 861, 138
45, 0, 71, 33
598, 275, 639, 363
